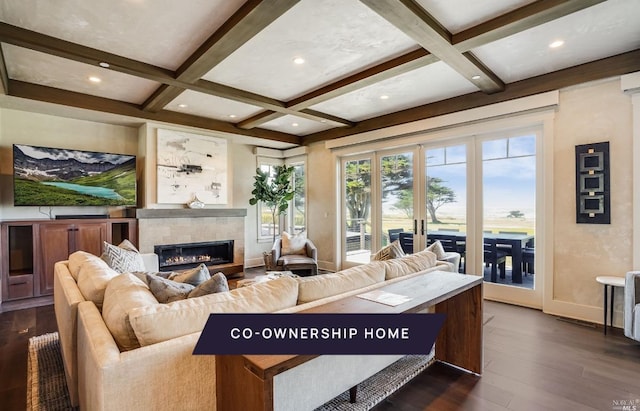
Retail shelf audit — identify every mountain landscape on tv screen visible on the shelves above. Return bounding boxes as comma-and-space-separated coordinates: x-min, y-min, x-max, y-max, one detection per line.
13, 144, 136, 206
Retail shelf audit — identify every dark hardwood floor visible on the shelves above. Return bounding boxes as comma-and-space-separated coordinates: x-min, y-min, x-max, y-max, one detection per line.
0, 304, 57, 411
373, 301, 640, 411
1, 295, 639, 411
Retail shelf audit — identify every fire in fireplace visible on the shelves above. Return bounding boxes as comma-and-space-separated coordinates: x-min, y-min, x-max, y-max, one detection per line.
154, 240, 234, 271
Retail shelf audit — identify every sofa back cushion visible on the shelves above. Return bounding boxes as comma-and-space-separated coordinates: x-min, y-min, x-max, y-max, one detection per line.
296, 262, 386, 304
383, 250, 437, 280
102, 273, 159, 351
76, 256, 119, 309
68, 251, 98, 281
128, 277, 299, 347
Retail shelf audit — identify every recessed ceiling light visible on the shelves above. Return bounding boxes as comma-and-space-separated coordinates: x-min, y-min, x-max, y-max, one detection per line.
88, 76, 101, 83
549, 40, 564, 48
293, 57, 305, 65
177, 103, 188, 108
229, 114, 237, 118
99, 62, 110, 68
292, 122, 299, 127
380, 95, 389, 100
471, 75, 481, 80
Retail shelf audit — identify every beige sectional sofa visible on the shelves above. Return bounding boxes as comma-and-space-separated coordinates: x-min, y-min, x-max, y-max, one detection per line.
54, 249, 455, 411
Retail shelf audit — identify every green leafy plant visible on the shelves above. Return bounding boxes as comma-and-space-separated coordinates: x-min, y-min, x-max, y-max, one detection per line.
249, 165, 295, 242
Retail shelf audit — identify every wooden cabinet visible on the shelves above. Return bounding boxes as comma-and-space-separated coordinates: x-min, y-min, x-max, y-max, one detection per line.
1, 218, 137, 303
39, 222, 107, 295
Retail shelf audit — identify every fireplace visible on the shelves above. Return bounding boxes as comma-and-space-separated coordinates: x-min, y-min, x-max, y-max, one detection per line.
154, 240, 234, 271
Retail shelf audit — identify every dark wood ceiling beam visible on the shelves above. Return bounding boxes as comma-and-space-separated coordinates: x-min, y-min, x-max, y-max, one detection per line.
303, 49, 640, 145
0, 21, 350, 127
239, 48, 439, 129
453, 0, 606, 52
191, 79, 353, 126
0, 46, 9, 95
237, 0, 604, 129
360, 0, 504, 93
142, 0, 301, 112
0, 22, 176, 84
8, 80, 301, 145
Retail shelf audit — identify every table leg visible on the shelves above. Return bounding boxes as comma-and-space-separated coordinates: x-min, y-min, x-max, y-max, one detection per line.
610, 286, 615, 333
603, 284, 608, 335
511, 241, 523, 284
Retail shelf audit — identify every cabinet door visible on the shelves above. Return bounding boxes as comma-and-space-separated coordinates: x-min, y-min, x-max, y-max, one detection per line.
74, 223, 107, 256
39, 224, 73, 295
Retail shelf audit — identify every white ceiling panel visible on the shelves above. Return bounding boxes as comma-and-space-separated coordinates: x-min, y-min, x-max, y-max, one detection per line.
3, 44, 159, 104
414, 0, 534, 34
310, 61, 478, 122
261, 114, 342, 136
203, 0, 420, 101
472, 0, 640, 83
165, 90, 265, 122
0, 0, 245, 70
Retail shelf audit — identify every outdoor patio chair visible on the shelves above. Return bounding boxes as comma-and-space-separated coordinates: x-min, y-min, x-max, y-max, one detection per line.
484, 237, 507, 282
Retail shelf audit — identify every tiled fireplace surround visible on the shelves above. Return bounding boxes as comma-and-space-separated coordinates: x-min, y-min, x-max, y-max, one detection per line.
136, 209, 247, 269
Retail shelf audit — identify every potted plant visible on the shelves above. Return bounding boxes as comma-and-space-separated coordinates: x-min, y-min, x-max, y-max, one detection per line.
249, 165, 295, 244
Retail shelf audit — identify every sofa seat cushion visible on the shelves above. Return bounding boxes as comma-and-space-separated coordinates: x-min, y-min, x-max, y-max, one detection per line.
279, 254, 316, 266
128, 276, 299, 347
102, 273, 159, 351
76, 256, 119, 309
383, 250, 437, 280
296, 262, 386, 304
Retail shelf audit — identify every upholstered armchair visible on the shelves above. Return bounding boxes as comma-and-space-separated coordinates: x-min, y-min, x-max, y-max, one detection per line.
271, 235, 318, 276
624, 271, 640, 341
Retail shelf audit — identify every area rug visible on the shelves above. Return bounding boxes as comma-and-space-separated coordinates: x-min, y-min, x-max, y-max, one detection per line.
27, 332, 73, 411
314, 354, 434, 411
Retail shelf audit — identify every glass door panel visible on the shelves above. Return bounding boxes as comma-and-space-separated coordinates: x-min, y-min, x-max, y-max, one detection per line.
425, 144, 467, 272
482, 134, 536, 289
344, 158, 372, 264
380, 152, 414, 252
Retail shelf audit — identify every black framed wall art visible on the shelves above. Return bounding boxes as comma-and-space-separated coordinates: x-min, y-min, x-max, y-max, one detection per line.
575, 141, 610, 224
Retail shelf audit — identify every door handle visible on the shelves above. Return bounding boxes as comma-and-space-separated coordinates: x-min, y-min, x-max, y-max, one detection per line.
413, 219, 418, 235
421, 220, 425, 236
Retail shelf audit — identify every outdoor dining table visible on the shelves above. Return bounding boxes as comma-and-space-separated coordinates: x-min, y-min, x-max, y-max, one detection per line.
427, 231, 534, 284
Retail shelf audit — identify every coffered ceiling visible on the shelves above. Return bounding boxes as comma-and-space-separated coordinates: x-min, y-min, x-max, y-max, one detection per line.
0, 0, 638, 148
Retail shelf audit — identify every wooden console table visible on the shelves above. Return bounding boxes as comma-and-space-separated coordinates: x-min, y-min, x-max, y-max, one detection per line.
216, 270, 483, 411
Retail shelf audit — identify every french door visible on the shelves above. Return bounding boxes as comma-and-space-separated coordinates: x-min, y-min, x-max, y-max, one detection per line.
340, 127, 543, 308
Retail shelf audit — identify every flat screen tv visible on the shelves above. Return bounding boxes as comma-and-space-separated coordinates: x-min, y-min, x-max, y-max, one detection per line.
13, 144, 137, 207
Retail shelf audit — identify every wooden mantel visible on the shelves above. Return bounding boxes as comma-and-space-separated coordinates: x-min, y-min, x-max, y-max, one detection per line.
136, 208, 247, 219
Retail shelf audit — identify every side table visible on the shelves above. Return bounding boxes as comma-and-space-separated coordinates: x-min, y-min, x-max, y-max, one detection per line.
595, 276, 625, 335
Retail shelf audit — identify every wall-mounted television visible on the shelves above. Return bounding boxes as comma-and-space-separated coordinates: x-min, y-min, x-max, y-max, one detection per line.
13, 144, 137, 207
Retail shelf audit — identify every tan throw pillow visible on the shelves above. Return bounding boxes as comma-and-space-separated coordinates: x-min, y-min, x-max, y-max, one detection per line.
102, 240, 145, 273
281, 231, 307, 255
371, 240, 405, 261
426, 240, 447, 260
168, 264, 211, 286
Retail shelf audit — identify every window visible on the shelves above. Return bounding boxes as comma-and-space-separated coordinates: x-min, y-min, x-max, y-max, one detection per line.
256, 158, 283, 241
255, 155, 307, 241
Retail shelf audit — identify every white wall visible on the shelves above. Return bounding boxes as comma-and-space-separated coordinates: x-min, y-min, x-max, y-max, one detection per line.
551, 78, 633, 326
